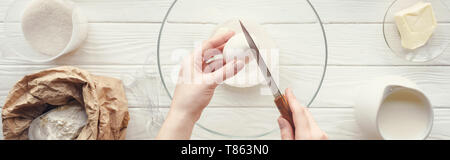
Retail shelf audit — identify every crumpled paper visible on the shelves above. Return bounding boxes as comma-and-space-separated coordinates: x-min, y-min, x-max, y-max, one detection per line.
2, 66, 129, 140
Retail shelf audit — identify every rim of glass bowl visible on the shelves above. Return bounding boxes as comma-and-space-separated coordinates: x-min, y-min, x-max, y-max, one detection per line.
157, 0, 328, 138
383, 0, 450, 63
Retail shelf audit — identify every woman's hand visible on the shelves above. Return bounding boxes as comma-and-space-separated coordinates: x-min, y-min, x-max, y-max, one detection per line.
277, 88, 329, 140
156, 30, 245, 140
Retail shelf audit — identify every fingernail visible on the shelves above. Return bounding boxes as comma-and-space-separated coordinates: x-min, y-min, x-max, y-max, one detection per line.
236, 60, 244, 66
277, 117, 287, 129
218, 27, 229, 32
288, 88, 296, 99
216, 28, 228, 35
216, 28, 234, 36
234, 60, 244, 70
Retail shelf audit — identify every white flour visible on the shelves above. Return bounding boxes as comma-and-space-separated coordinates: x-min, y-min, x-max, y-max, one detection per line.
223, 33, 265, 88
28, 101, 88, 140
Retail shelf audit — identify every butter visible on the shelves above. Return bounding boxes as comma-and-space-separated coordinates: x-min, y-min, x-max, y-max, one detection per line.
394, 2, 437, 50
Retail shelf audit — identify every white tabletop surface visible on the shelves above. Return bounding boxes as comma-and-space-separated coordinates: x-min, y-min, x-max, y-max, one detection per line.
1, 0, 450, 140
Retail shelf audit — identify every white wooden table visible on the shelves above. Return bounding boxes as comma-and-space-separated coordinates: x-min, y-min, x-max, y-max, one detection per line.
1, 0, 450, 140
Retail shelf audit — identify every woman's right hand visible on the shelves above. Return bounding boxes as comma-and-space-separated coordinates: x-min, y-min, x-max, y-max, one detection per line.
277, 88, 329, 140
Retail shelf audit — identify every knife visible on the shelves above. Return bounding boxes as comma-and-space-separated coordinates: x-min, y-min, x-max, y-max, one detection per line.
239, 20, 295, 128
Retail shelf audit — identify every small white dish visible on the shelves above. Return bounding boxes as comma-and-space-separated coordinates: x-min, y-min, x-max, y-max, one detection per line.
383, 0, 450, 62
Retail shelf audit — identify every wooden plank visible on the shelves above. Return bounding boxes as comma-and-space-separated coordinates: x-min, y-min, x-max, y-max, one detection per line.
0, 0, 174, 23
0, 0, 13, 22
312, 0, 394, 23
159, 65, 450, 108
158, 65, 325, 108
0, 107, 165, 140
158, 23, 450, 66
164, 0, 394, 23
0, 65, 164, 108
1, 65, 450, 108
158, 23, 327, 65
166, 0, 318, 23
0, 0, 449, 141
1, 0, 449, 23
1, 92, 450, 140
317, 66, 450, 108
0, 23, 326, 65
2, 23, 449, 65
325, 24, 450, 65
126, 108, 165, 140
125, 108, 450, 140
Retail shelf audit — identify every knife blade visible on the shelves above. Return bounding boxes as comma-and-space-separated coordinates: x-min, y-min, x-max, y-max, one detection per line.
239, 20, 295, 128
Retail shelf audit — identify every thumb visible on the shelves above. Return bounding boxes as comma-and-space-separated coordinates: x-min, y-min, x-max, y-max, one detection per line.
278, 117, 294, 140
211, 60, 245, 84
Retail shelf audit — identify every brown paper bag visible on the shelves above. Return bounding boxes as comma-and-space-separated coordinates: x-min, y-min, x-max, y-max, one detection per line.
1, 66, 129, 140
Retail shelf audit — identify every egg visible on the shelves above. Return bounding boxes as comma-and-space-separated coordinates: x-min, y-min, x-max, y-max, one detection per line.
213, 19, 279, 88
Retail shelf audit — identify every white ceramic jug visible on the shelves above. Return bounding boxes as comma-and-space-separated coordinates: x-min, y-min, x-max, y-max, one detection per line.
354, 76, 433, 140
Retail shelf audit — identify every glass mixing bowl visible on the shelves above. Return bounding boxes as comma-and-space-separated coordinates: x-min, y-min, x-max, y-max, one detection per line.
383, 0, 450, 62
157, 0, 328, 138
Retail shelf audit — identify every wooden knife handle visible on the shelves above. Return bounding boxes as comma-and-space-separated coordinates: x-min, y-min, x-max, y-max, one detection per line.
274, 94, 295, 128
